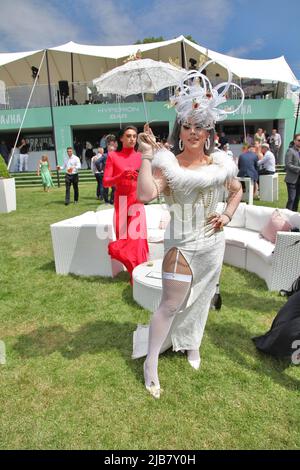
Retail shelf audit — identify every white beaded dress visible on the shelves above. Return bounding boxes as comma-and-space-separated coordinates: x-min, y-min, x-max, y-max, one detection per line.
133, 148, 237, 358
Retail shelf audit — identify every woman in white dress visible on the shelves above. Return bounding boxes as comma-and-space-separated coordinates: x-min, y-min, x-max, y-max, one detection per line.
136, 65, 245, 398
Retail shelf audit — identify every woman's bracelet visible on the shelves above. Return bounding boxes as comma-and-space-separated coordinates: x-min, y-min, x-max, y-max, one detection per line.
141, 156, 154, 161
222, 211, 232, 222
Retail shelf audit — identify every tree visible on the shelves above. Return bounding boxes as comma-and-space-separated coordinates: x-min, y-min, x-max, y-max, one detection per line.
135, 36, 165, 44
185, 35, 199, 44
135, 35, 199, 45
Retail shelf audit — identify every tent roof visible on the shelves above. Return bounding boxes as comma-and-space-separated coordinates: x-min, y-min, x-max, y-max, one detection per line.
0, 35, 298, 87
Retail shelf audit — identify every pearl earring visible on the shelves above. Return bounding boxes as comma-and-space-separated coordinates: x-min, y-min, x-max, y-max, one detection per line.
179, 139, 184, 151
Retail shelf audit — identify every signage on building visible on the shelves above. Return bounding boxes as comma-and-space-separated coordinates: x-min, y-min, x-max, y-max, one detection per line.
0, 113, 22, 125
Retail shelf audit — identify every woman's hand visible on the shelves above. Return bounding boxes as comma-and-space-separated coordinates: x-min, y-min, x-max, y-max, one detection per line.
123, 169, 138, 181
138, 125, 162, 158
205, 213, 230, 236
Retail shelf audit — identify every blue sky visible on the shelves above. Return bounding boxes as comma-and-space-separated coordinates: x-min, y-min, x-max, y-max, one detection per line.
0, 0, 299, 77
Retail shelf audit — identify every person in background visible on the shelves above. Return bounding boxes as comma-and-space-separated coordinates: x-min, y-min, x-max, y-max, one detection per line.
269, 128, 282, 164
245, 133, 254, 146
37, 154, 54, 192
105, 135, 118, 205
222, 143, 234, 161
237, 144, 259, 197
285, 133, 300, 212
85, 141, 93, 169
103, 126, 149, 282
254, 128, 266, 145
219, 132, 228, 147
18, 138, 30, 172
57, 147, 81, 205
91, 147, 108, 202
100, 134, 107, 151
74, 138, 83, 163
257, 143, 275, 175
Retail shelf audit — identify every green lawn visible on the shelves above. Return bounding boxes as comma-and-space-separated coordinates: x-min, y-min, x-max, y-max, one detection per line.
0, 176, 299, 450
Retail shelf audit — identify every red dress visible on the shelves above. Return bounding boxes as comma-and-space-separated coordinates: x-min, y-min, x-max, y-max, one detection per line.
103, 147, 149, 281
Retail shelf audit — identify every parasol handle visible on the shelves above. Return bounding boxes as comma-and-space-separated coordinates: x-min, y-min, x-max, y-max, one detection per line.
141, 92, 149, 123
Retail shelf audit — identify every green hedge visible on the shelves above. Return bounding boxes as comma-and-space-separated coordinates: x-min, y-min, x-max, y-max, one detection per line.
0, 154, 10, 178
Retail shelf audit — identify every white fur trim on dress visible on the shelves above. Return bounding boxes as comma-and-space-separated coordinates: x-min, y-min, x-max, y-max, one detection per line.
152, 148, 237, 194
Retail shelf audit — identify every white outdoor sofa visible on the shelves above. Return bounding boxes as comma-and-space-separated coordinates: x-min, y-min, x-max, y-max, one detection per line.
50, 204, 169, 277
132, 203, 300, 312
222, 203, 300, 291
51, 203, 300, 291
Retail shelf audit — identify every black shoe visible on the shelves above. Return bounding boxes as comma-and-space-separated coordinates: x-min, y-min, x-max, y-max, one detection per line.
65, 202, 70, 206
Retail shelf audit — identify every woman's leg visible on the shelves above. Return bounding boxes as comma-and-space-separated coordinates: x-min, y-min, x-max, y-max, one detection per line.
144, 248, 192, 393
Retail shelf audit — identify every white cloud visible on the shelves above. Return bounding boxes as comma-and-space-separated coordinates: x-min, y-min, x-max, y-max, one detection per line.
0, 0, 82, 51
81, 0, 233, 48
226, 39, 265, 58
140, 0, 233, 48
0, 0, 234, 51
81, 0, 139, 45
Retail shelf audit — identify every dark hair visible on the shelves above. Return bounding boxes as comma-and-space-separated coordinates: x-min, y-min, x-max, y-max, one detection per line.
117, 125, 138, 151
294, 133, 300, 141
106, 134, 117, 144
67, 147, 73, 151
169, 119, 215, 156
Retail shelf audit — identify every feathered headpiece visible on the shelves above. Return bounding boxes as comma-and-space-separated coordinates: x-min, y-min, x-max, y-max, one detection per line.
168, 60, 244, 130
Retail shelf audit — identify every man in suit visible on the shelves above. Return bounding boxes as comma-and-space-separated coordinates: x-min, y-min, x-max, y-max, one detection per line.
237, 144, 259, 197
285, 133, 300, 212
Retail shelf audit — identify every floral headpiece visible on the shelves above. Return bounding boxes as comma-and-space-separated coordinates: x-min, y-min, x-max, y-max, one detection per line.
168, 60, 244, 130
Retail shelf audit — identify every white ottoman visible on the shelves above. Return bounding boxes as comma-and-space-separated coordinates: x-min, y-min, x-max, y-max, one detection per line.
133, 259, 163, 312
259, 173, 279, 202
50, 210, 124, 277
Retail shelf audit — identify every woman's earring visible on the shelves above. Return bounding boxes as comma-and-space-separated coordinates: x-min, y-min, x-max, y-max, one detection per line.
205, 136, 210, 151
179, 139, 184, 151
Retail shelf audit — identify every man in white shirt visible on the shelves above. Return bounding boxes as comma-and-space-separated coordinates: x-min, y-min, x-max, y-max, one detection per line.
269, 128, 282, 163
257, 143, 276, 175
57, 147, 81, 205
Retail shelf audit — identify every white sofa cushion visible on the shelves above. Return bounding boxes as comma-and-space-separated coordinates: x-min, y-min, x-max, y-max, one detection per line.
216, 202, 246, 227
227, 202, 247, 228
245, 205, 274, 232
246, 237, 274, 265
224, 226, 274, 264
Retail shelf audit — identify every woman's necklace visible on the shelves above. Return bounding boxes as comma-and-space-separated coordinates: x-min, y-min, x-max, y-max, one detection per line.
170, 187, 214, 222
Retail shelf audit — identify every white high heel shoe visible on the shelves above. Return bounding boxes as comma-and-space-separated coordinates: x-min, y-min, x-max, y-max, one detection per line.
187, 351, 201, 370
144, 362, 161, 399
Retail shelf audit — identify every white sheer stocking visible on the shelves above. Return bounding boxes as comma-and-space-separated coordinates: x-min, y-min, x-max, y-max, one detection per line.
144, 275, 192, 389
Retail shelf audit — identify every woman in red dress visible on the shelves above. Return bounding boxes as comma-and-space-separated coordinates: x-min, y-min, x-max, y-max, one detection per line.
103, 126, 149, 282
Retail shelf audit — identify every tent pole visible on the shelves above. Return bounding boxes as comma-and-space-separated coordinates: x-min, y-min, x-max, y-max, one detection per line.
71, 52, 74, 101
293, 93, 300, 137
7, 50, 46, 171
180, 39, 187, 69
240, 78, 247, 142
46, 49, 60, 187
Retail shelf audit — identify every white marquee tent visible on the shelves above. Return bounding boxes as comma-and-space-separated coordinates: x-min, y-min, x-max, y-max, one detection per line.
0, 35, 298, 88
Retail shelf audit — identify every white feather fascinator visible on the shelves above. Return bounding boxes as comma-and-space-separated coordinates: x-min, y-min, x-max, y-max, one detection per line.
169, 60, 244, 129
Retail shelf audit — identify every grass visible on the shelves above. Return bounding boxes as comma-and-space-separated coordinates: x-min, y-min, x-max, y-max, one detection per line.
0, 176, 299, 450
